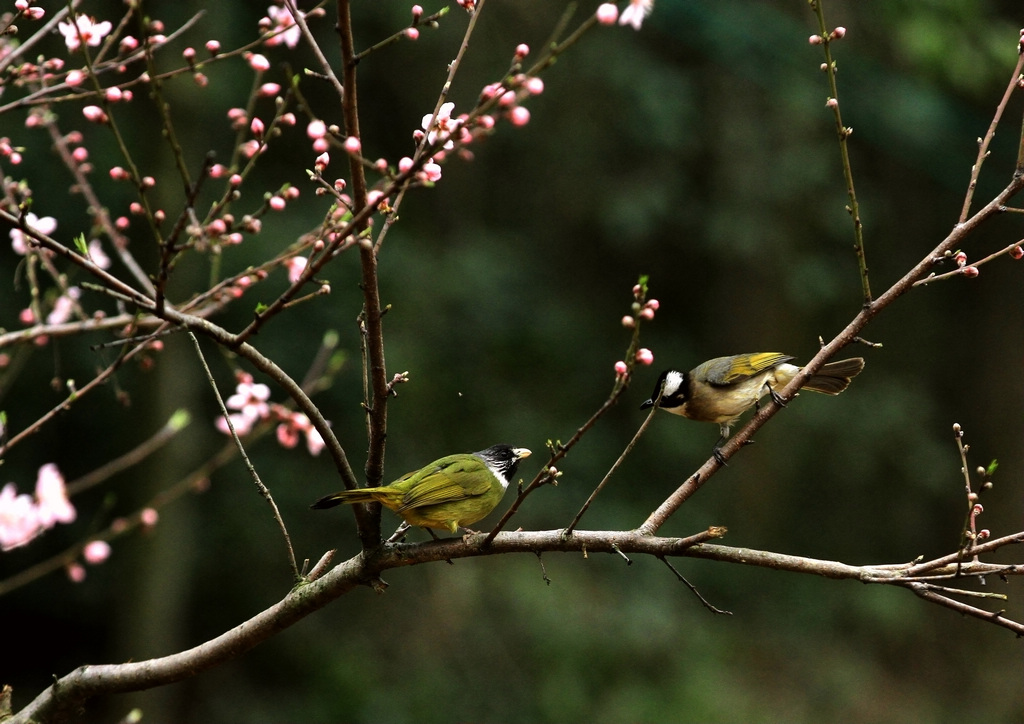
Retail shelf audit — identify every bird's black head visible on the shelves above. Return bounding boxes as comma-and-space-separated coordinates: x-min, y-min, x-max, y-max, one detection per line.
640, 369, 689, 410
475, 444, 532, 481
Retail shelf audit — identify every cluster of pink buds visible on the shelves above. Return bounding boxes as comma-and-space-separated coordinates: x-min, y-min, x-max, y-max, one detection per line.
809, 26, 846, 45
953, 250, 979, 277
622, 298, 659, 328
596, 0, 654, 30
66, 539, 113, 583
615, 283, 659, 377
480, 69, 543, 128
14, 0, 45, 20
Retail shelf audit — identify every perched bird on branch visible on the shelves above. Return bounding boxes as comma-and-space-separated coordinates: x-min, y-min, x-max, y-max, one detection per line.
641, 353, 865, 459
311, 444, 531, 534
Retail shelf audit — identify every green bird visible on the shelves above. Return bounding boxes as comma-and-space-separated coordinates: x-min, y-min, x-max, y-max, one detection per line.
641, 352, 865, 458
310, 444, 532, 533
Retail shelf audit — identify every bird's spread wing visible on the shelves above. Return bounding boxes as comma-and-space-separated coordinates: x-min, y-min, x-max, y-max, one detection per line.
396, 456, 491, 511
705, 352, 794, 385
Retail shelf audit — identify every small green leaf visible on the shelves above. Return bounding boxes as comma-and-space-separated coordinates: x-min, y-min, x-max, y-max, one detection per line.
986, 459, 999, 477
73, 233, 89, 256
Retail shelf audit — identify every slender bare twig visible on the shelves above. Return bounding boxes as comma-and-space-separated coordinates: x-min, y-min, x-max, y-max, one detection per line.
565, 392, 661, 534
810, 0, 871, 304
188, 331, 299, 579
960, 47, 1024, 220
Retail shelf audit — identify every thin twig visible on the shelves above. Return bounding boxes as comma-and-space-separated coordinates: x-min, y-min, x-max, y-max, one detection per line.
188, 331, 300, 581
660, 556, 732, 615
565, 390, 661, 534
810, 0, 871, 304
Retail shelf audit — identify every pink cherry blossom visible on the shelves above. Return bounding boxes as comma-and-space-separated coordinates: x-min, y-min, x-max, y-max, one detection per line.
422, 159, 442, 182
264, 5, 302, 48
46, 287, 81, 325
286, 256, 308, 283
10, 213, 56, 254
59, 15, 113, 52
421, 102, 461, 149
619, 0, 653, 30
0, 483, 38, 550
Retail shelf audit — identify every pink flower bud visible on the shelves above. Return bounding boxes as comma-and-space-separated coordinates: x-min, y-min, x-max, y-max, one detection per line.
83, 540, 111, 564
809, 34, 823, 44
405, 27, 419, 40
412, 5, 423, 19
82, 105, 108, 123
636, 348, 654, 365
639, 307, 655, 320
398, 156, 414, 173
962, 265, 979, 277
247, 53, 271, 71
250, 117, 265, 137
314, 152, 329, 172
831, 27, 846, 39
614, 360, 628, 376
344, 136, 361, 154
825, 97, 838, 109
596, 3, 618, 24
621, 315, 635, 328
645, 298, 660, 311
206, 40, 221, 55
509, 106, 531, 126
515, 43, 529, 58
1011, 245, 1023, 260
954, 250, 967, 266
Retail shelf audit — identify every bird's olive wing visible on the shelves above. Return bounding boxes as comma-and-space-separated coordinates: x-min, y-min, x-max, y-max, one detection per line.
707, 352, 794, 384
397, 456, 492, 511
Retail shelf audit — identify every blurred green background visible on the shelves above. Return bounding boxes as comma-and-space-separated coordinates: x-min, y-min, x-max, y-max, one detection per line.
1, 1, 1022, 722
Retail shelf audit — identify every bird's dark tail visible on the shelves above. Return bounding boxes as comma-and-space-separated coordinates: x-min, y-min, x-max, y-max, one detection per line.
310, 488, 386, 510
803, 357, 865, 395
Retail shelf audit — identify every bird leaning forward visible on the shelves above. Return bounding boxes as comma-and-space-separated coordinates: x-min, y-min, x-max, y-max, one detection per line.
640, 353, 865, 459
310, 444, 531, 534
